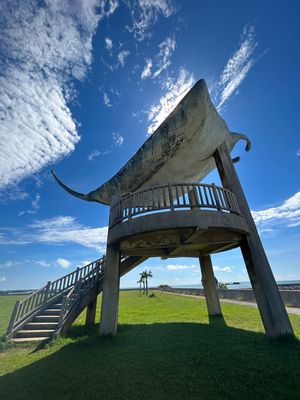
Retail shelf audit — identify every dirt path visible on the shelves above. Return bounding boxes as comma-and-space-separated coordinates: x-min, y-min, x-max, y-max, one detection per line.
155, 290, 300, 316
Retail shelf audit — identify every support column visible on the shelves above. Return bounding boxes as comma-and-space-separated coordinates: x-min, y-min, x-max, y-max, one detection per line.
99, 244, 120, 336
214, 143, 293, 337
199, 255, 222, 316
85, 296, 97, 326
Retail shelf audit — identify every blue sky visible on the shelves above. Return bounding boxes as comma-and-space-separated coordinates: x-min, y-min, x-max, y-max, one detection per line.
0, 0, 299, 290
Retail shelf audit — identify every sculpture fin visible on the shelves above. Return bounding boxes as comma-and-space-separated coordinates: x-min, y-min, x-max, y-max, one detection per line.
51, 170, 91, 202
231, 132, 251, 152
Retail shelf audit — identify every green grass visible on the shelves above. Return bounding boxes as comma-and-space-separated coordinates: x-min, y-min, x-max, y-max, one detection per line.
1, 291, 300, 400
0, 295, 24, 337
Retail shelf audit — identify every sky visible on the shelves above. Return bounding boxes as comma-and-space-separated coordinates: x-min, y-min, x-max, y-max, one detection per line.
0, 0, 299, 290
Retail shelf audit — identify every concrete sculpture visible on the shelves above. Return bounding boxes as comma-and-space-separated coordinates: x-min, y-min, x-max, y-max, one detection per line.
52, 79, 294, 339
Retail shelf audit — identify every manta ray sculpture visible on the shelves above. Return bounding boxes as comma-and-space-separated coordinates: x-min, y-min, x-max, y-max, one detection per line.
52, 79, 250, 205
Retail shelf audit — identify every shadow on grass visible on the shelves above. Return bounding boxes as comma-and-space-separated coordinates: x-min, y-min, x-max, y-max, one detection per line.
1, 322, 300, 400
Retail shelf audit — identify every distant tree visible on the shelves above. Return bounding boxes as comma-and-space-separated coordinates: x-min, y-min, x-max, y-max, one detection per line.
218, 282, 228, 289
137, 275, 144, 292
138, 270, 153, 295
144, 270, 153, 295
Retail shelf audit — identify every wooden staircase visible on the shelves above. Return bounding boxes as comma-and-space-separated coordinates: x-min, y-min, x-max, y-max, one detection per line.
6, 255, 146, 343
11, 301, 63, 342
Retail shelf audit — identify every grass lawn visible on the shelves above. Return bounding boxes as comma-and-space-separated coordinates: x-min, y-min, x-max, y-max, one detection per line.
1, 290, 300, 400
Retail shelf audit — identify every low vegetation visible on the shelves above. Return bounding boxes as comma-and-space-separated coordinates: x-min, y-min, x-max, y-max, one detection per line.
1, 291, 300, 399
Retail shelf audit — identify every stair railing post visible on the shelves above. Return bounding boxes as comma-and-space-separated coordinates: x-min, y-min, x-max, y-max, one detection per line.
6, 300, 21, 337
57, 295, 68, 330
43, 281, 51, 304
75, 267, 80, 283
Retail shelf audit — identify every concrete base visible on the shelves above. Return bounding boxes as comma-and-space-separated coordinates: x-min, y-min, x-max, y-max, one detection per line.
85, 296, 97, 326
199, 255, 222, 316
99, 245, 120, 336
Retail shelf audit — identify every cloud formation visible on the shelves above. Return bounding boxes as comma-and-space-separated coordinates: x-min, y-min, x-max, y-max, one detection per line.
126, 0, 176, 41
18, 193, 41, 216
147, 68, 195, 134
56, 258, 71, 269
252, 192, 300, 230
213, 266, 233, 273
105, 37, 113, 50
0, 1, 117, 190
215, 25, 257, 111
0, 215, 108, 252
118, 50, 130, 67
167, 264, 196, 270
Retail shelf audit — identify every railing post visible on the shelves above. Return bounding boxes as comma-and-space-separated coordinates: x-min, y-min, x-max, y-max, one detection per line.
57, 295, 68, 329
44, 281, 51, 304
128, 194, 133, 220
6, 300, 20, 336
75, 267, 80, 283
168, 184, 174, 212
211, 183, 221, 211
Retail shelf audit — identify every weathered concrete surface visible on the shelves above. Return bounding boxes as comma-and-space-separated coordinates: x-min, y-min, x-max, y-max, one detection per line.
199, 255, 222, 316
108, 209, 249, 246
214, 144, 294, 337
52, 80, 250, 205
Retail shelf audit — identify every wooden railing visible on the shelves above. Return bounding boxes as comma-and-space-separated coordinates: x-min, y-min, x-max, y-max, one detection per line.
110, 183, 241, 226
6, 258, 105, 337
58, 260, 105, 330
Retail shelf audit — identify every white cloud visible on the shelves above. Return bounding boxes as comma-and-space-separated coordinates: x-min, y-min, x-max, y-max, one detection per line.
141, 58, 153, 79
56, 258, 71, 269
105, 37, 113, 50
0, 216, 108, 252
213, 266, 233, 273
252, 192, 300, 230
126, 0, 176, 41
0, 1, 118, 190
112, 132, 124, 146
0, 276, 7, 282
18, 193, 41, 216
297, 148, 300, 157
0, 185, 29, 203
167, 264, 196, 271
0, 261, 21, 268
215, 25, 257, 111
103, 92, 112, 107
153, 37, 176, 78
118, 50, 130, 67
35, 260, 51, 267
147, 67, 195, 134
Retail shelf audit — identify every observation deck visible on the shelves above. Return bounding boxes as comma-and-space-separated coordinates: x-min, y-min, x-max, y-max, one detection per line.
108, 182, 249, 258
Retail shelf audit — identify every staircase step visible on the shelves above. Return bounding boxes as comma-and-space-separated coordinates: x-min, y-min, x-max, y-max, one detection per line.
52, 303, 62, 309
33, 315, 60, 322
25, 322, 58, 330
16, 329, 54, 338
44, 309, 61, 315
11, 337, 47, 343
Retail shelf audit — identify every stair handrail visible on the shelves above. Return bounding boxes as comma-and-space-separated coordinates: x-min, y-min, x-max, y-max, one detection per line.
56, 258, 105, 332
6, 257, 105, 337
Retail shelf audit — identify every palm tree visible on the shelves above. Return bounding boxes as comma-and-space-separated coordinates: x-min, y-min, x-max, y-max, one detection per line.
143, 270, 153, 295
137, 276, 144, 292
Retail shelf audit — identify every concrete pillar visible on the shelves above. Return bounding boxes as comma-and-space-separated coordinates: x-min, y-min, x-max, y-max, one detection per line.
214, 143, 294, 337
199, 255, 222, 316
85, 296, 97, 326
99, 244, 120, 336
